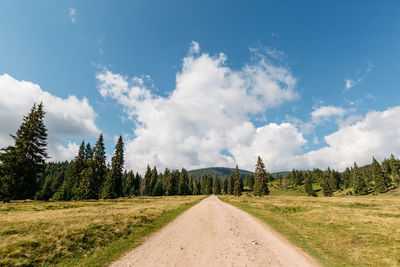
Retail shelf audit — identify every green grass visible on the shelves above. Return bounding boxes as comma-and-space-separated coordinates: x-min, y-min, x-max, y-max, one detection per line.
220, 194, 400, 267
0, 196, 205, 266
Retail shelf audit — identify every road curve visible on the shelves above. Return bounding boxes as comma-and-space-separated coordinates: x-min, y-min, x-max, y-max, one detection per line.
110, 195, 319, 267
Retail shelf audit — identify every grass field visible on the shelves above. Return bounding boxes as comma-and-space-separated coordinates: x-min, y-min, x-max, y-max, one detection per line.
0, 196, 204, 266
220, 194, 400, 266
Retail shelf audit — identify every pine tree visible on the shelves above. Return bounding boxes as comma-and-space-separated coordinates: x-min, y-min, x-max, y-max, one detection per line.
304, 171, 317, 197
353, 162, 368, 195
227, 173, 234, 195
233, 165, 242, 196
390, 154, 400, 186
162, 168, 172, 195
372, 157, 388, 193
223, 177, 228, 194
149, 167, 158, 195
76, 134, 107, 199
342, 167, 351, 188
133, 172, 141, 196
123, 170, 135, 196
253, 156, 269, 196
141, 165, 152, 196
213, 174, 221, 195
178, 168, 190, 195
102, 136, 124, 199
152, 176, 163, 196
68, 141, 86, 199
0, 103, 48, 200
322, 171, 333, 197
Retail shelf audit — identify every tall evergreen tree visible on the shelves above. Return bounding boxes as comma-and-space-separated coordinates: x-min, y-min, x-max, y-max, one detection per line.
0, 103, 48, 200
353, 162, 368, 195
213, 174, 221, 195
162, 168, 172, 195
223, 177, 228, 194
123, 170, 135, 196
342, 167, 352, 188
253, 156, 269, 196
149, 167, 158, 196
227, 173, 234, 195
178, 168, 190, 195
76, 134, 107, 199
390, 154, 400, 186
233, 165, 243, 196
304, 171, 317, 197
322, 171, 333, 197
141, 165, 152, 196
152, 176, 163, 196
102, 136, 124, 199
372, 157, 388, 193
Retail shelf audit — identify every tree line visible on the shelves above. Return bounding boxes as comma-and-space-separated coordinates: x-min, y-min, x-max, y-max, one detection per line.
277, 155, 400, 197
0, 103, 271, 201
1, 103, 399, 201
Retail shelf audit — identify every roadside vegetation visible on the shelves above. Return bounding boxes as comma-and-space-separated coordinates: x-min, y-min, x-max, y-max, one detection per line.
0, 196, 204, 266
220, 194, 400, 266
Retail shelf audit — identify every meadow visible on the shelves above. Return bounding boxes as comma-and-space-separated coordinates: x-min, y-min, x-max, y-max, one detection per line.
220, 194, 400, 266
0, 195, 204, 266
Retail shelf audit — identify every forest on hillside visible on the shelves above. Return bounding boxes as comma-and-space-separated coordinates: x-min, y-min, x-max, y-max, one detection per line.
1, 103, 400, 202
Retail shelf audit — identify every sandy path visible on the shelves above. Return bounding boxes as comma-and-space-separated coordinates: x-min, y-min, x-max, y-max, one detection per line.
110, 195, 319, 267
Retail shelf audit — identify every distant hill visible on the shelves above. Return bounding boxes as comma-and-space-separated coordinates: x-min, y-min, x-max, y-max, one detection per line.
187, 167, 289, 180
188, 167, 252, 179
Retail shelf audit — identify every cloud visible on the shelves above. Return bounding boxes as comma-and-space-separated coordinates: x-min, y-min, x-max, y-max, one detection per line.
305, 106, 400, 170
345, 79, 355, 90
188, 41, 200, 54
0, 74, 99, 161
97, 42, 400, 173
69, 8, 77, 24
344, 61, 373, 91
97, 42, 299, 172
311, 105, 347, 123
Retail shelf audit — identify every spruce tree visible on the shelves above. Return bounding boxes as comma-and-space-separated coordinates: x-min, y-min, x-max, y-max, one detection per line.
390, 154, 400, 186
0, 103, 48, 200
353, 162, 368, 195
141, 165, 152, 196
223, 177, 228, 194
227, 173, 234, 195
102, 136, 124, 199
148, 167, 158, 195
253, 156, 269, 196
133, 172, 141, 196
213, 174, 221, 195
233, 165, 242, 196
322, 171, 333, 197
304, 171, 317, 197
372, 157, 388, 193
76, 134, 106, 199
152, 176, 163, 196
162, 168, 172, 195
178, 168, 190, 195
123, 170, 135, 196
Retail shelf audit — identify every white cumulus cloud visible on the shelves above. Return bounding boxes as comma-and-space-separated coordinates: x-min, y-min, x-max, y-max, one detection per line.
97, 43, 299, 172
305, 106, 400, 170
0, 74, 100, 161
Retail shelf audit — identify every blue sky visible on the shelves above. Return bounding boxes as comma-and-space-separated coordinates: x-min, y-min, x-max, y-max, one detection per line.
1, 1, 400, 172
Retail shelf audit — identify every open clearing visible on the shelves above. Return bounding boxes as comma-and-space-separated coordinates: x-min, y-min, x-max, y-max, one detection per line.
220, 195, 400, 266
111, 195, 318, 267
0, 196, 204, 266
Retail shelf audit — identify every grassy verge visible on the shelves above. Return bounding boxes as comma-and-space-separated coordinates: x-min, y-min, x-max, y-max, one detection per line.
220, 195, 400, 266
0, 196, 205, 266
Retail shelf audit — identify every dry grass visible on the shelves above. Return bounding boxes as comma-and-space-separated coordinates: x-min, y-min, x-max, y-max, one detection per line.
0, 196, 204, 266
220, 194, 400, 266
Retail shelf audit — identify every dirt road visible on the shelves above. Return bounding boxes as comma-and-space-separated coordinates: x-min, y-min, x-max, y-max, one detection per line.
110, 195, 319, 267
